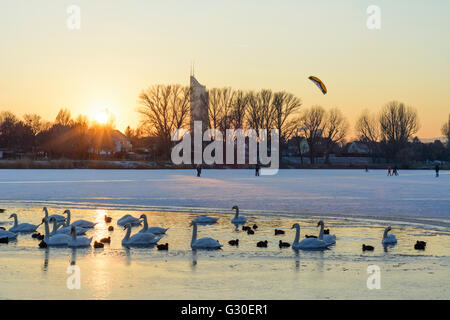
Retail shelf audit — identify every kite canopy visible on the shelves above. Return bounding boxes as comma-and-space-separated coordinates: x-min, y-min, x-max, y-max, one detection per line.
308, 76, 327, 95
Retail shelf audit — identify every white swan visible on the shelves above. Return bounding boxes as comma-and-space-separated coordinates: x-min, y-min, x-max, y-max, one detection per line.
317, 220, 336, 245
49, 217, 66, 236
42, 217, 71, 246
43, 207, 65, 223
117, 214, 141, 226
138, 214, 168, 235
231, 205, 247, 225
64, 210, 96, 229
122, 223, 161, 246
190, 221, 222, 250
0, 229, 18, 240
381, 226, 397, 245
192, 215, 219, 224
291, 223, 330, 250
68, 226, 92, 248
8, 213, 41, 233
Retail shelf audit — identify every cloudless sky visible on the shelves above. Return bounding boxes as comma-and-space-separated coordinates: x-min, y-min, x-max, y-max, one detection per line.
0, 0, 449, 138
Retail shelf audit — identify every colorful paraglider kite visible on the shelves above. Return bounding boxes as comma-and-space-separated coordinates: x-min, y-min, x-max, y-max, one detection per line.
308, 76, 327, 95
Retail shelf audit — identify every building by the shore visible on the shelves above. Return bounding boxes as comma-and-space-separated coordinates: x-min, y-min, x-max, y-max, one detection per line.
189, 75, 209, 134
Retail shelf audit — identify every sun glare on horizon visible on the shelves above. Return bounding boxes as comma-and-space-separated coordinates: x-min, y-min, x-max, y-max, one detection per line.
92, 108, 112, 125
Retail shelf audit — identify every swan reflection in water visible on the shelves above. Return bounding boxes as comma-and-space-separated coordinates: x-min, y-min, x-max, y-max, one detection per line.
191, 250, 198, 269
70, 248, 77, 266
42, 248, 50, 272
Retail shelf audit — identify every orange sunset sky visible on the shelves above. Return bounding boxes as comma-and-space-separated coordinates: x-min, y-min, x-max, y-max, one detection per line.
0, 0, 449, 139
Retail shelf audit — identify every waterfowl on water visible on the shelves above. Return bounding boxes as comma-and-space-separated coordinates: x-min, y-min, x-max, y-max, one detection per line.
362, 244, 374, 251
104, 215, 112, 223
94, 241, 104, 248
138, 214, 168, 234
317, 220, 336, 245
41, 217, 71, 247
257, 240, 268, 248
242, 226, 251, 232
38, 240, 48, 248
100, 237, 111, 244
291, 223, 330, 250
228, 239, 239, 246
192, 215, 219, 225
122, 224, 161, 247
68, 226, 92, 248
64, 210, 96, 229
381, 226, 397, 245
190, 221, 222, 250
279, 240, 290, 248
157, 243, 169, 250
117, 214, 141, 227
8, 213, 41, 233
247, 229, 255, 235
108, 226, 114, 231
43, 207, 65, 224
414, 241, 426, 250
231, 205, 247, 225
252, 224, 258, 230
275, 229, 285, 235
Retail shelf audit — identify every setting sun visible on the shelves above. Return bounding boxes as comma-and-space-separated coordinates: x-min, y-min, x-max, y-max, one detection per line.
92, 109, 112, 125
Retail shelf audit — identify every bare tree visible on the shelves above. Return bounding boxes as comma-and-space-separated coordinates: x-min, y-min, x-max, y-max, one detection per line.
442, 113, 450, 148
23, 114, 44, 135
355, 109, 381, 157
271, 91, 302, 161
245, 89, 274, 136
138, 84, 190, 158
379, 101, 420, 159
230, 90, 248, 129
322, 107, 348, 163
298, 105, 326, 164
207, 88, 223, 130
55, 108, 73, 127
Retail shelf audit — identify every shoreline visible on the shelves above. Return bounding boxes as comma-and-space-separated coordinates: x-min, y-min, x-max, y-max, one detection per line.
0, 159, 447, 170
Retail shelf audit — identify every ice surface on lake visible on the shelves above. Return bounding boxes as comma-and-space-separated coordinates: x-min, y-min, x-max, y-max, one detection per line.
0, 169, 449, 228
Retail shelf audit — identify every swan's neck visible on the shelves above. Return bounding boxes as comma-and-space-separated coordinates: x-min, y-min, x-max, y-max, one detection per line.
293, 226, 300, 245
123, 227, 131, 242
44, 220, 50, 241
44, 208, 49, 218
143, 216, 148, 230
12, 215, 18, 227
234, 208, 239, 219
318, 223, 324, 240
383, 229, 389, 239
66, 212, 71, 227
191, 224, 198, 244
51, 220, 59, 236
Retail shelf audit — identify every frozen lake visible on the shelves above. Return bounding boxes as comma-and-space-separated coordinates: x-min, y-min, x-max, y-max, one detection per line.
0, 169, 449, 225
0, 169, 449, 299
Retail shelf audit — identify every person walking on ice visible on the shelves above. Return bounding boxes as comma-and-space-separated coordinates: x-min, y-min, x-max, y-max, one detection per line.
255, 163, 260, 177
435, 164, 440, 177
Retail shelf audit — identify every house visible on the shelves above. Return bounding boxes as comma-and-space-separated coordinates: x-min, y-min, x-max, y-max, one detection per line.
111, 130, 132, 153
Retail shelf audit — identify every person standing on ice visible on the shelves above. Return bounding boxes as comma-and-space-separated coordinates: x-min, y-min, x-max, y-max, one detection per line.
435, 164, 440, 177
196, 165, 202, 177
393, 166, 399, 176
255, 163, 260, 176
387, 167, 392, 176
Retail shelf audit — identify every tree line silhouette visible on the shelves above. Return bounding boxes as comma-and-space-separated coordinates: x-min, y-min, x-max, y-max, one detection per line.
1, 84, 449, 165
